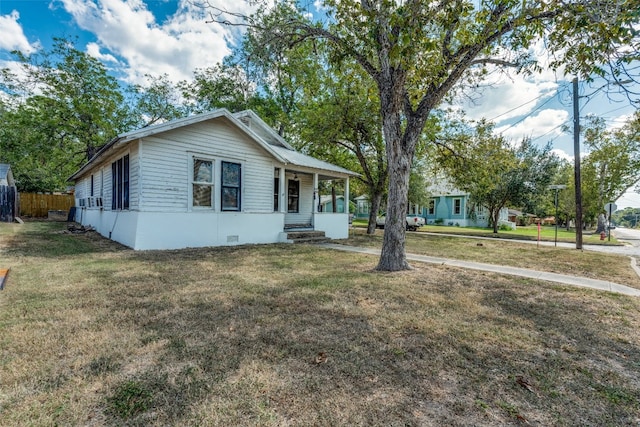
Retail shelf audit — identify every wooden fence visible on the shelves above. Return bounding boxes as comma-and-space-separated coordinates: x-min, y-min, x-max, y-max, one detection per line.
0, 186, 17, 222
19, 193, 75, 218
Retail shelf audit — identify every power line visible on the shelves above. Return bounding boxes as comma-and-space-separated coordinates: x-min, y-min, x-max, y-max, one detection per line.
496, 93, 558, 135
486, 90, 554, 122
530, 120, 570, 142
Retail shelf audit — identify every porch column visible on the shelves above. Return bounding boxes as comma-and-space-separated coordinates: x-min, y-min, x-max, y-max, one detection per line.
345, 177, 350, 214
463, 196, 468, 221
313, 173, 319, 213
279, 167, 286, 213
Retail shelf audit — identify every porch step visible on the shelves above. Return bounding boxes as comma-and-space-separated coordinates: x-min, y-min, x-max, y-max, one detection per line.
284, 223, 313, 230
286, 230, 329, 244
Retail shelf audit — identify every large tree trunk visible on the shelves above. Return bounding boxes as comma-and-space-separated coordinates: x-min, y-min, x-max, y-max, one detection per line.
595, 213, 606, 234
367, 191, 383, 235
376, 146, 412, 271
376, 105, 415, 271
492, 209, 500, 233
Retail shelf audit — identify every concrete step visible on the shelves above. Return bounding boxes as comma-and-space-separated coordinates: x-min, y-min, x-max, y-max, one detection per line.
286, 230, 328, 243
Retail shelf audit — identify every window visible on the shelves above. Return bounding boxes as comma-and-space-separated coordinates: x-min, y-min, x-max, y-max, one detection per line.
428, 199, 435, 215
287, 179, 299, 213
111, 154, 129, 210
453, 198, 462, 215
273, 177, 279, 211
221, 161, 241, 211
192, 158, 213, 208
90, 175, 94, 197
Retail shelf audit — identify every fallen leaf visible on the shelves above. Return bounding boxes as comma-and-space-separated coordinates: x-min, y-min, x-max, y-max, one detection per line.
516, 375, 535, 393
314, 352, 328, 364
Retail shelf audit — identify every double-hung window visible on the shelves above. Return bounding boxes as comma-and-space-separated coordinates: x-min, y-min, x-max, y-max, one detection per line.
453, 198, 462, 215
428, 199, 435, 215
221, 161, 241, 211
111, 154, 129, 210
192, 158, 214, 208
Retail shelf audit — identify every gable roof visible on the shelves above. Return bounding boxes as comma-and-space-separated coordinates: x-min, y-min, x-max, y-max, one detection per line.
69, 109, 357, 181
0, 163, 14, 186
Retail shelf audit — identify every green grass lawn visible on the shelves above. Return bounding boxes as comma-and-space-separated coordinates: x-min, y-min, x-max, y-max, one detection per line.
342, 229, 639, 287
352, 219, 619, 245
420, 224, 618, 245
1, 222, 639, 426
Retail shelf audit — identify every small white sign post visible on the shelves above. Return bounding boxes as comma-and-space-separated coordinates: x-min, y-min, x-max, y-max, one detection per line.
604, 202, 618, 241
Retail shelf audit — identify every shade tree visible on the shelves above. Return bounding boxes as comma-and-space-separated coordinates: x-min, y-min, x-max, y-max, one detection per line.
202, 0, 640, 270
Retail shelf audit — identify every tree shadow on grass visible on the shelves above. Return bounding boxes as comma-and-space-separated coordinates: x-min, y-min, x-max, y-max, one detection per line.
7, 233, 626, 426
101, 285, 432, 425
0, 221, 128, 258
93, 255, 640, 427
477, 284, 640, 425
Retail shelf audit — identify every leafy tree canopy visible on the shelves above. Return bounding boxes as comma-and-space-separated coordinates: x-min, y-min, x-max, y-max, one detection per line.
0, 37, 131, 192
203, 0, 640, 270
436, 119, 560, 233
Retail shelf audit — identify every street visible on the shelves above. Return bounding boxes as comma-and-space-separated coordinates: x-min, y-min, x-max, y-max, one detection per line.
611, 227, 640, 247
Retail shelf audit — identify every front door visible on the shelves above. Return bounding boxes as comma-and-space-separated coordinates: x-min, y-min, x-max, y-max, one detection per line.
284, 175, 312, 228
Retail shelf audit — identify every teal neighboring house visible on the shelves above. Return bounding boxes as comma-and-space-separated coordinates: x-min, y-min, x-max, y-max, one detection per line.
354, 195, 370, 219
319, 195, 346, 213
425, 174, 512, 228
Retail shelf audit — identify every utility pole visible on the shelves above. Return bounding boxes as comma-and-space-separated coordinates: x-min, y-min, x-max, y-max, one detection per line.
573, 77, 583, 250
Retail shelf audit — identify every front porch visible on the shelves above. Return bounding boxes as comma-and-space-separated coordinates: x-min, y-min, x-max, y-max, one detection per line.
275, 167, 351, 239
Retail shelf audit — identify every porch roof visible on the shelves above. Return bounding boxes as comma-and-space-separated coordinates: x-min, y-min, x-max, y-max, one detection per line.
270, 145, 358, 179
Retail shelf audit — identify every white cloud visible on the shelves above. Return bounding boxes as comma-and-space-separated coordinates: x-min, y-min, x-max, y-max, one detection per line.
86, 42, 119, 63
616, 191, 640, 209
550, 148, 573, 162
495, 108, 569, 142
314, 0, 329, 11
59, 0, 251, 84
0, 10, 39, 53
608, 113, 633, 130
462, 72, 559, 124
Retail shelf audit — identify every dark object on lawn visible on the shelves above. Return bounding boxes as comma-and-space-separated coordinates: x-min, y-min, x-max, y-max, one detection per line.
67, 224, 95, 233
0, 268, 9, 290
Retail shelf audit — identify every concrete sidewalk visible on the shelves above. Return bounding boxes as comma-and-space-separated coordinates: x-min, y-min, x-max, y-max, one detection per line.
319, 243, 640, 297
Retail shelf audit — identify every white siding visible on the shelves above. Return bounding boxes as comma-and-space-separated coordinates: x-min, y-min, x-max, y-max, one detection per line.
75, 176, 90, 201
74, 143, 139, 212
139, 119, 274, 213
129, 142, 139, 210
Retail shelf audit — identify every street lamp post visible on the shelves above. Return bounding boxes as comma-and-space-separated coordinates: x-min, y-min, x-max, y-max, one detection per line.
549, 184, 567, 247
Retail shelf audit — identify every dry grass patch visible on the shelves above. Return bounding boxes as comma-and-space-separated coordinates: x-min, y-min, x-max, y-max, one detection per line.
344, 229, 640, 288
0, 222, 639, 426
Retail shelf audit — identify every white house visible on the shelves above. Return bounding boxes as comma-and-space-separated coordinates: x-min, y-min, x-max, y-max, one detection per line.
69, 109, 358, 250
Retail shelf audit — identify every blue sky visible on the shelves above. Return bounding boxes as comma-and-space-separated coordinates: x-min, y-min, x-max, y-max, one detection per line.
1, 0, 638, 208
